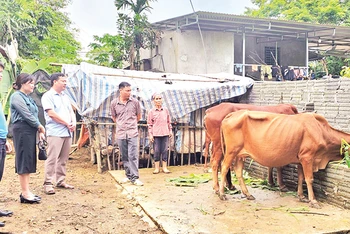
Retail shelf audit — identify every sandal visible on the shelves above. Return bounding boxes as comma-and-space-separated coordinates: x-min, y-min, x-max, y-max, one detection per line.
162, 169, 171, 174
56, 182, 74, 189
44, 184, 55, 195
153, 170, 159, 174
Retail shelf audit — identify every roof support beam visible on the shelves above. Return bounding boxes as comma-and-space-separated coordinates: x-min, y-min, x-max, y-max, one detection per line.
242, 30, 246, 77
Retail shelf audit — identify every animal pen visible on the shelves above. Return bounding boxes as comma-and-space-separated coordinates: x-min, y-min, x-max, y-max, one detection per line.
62, 63, 254, 173
31, 64, 350, 209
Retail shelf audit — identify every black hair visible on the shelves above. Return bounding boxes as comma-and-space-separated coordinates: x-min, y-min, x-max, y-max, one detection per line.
119, 81, 131, 89
13, 73, 34, 90
50, 72, 65, 87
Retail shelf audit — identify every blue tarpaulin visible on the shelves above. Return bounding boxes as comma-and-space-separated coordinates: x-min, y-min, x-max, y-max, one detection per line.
63, 63, 254, 123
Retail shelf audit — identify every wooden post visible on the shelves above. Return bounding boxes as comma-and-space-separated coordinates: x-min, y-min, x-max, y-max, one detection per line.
94, 125, 102, 173
193, 111, 197, 164
181, 126, 185, 166
105, 126, 112, 171
111, 123, 116, 170
188, 125, 191, 166
200, 109, 203, 164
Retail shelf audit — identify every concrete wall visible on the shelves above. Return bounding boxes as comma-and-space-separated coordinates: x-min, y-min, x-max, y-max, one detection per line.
141, 30, 234, 74
234, 35, 307, 67
141, 30, 307, 78
238, 78, 350, 208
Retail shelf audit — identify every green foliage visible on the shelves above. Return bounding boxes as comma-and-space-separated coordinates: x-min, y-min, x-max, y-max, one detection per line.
0, 0, 80, 67
325, 56, 344, 76
115, 0, 156, 14
18, 57, 56, 74
167, 173, 211, 187
114, 0, 158, 70
246, 0, 350, 25
340, 66, 350, 78
87, 34, 126, 68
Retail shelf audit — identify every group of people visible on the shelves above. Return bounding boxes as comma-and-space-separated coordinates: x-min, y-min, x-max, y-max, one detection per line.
0, 68, 172, 227
110, 82, 173, 186
0, 67, 75, 227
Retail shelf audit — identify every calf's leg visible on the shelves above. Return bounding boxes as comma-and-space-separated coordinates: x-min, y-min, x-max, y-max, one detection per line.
276, 167, 288, 192
297, 164, 308, 202
268, 167, 288, 192
234, 159, 255, 200
203, 135, 210, 173
211, 144, 222, 194
300, 161, 321, 209
218, 156, 231, 200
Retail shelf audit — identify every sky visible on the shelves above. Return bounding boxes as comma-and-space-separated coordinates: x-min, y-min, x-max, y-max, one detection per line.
64, 0, 256, 51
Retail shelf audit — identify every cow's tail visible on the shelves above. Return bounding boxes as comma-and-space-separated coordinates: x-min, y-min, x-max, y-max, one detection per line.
291, 105, 299, 114
203, 114, 208, 150
220, 125, 226, 158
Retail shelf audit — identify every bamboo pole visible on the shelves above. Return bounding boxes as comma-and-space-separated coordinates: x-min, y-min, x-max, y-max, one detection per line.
193, 111, 197, 165
104, 126, 111, 171
92, 72, 237, 83
188, 125, 191, 166
111, 123, 116, 170
94, 125, 102, 173
200, 109, 203, 164
173, 126, 177, 166
181, 126, 185, 166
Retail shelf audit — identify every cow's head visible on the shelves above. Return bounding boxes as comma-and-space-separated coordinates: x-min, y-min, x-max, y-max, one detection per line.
340, 139, 350, 168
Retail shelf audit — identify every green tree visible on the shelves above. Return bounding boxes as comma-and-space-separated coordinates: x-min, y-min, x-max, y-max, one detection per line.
0, 0, 81, 67
114, 0, 157, 70
87, 34, 127, 68
246, 0, 350, 25
245, 0, 350, 76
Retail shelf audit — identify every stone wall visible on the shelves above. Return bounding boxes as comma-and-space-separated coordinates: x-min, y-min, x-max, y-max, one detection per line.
239, 78, 350, 208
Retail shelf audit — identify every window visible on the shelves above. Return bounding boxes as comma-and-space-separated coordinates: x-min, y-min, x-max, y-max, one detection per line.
265, 47, 280, 65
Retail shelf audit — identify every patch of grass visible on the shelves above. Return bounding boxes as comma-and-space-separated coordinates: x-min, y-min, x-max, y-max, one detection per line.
167, 173, 212, 187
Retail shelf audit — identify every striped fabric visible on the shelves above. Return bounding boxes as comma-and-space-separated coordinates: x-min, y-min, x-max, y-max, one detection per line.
63, 63, 254, 123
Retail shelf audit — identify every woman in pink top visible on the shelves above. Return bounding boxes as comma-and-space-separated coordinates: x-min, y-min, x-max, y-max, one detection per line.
147, 93, 172, 174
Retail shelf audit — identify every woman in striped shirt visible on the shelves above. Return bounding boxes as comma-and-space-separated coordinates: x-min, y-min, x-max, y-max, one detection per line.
147, 93, 172, 174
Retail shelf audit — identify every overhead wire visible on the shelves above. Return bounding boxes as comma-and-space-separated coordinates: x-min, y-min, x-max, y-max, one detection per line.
189, 0, 208, 73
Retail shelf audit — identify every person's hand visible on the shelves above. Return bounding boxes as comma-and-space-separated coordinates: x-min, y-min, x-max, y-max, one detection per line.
149, 135, 154, 143
169, 132, 173, 138
5, 142, 12, 153
38, 125, 46, 135
38, 132, 46, 141
68, 122, 76, 132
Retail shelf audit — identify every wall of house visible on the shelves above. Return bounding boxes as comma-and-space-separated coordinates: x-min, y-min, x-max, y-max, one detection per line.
141, 30, 234, 74
234, 35, 307, 67
238, 78, 350, 209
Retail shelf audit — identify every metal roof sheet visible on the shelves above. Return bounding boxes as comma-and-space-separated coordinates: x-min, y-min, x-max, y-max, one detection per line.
152, 11, 350, 58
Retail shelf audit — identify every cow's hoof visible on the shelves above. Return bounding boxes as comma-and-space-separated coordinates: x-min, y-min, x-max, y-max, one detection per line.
309, 201, 321, 209
214, 190, 220, 195
298, 196, 309, 203
227, 185, 236, 191
247, 195, 255, 200
219, 194, 227, 201
279, 185, 289, 192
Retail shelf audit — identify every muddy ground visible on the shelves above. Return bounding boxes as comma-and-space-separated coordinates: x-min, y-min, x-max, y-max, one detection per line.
111, 166, 350, 234
2, 145, 350, 234
0, 146, 163, 234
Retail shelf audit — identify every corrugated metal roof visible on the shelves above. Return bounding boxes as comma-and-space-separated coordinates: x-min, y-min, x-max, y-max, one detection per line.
152, 11, 350, 58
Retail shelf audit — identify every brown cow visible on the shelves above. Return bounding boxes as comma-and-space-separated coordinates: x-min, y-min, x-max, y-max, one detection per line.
219, 110, 350, 208
203, 103, 298, 193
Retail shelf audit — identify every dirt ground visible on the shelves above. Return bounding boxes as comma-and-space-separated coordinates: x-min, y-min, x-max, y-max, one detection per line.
0, 146, 163, 234
2, 146, 350, 234
111, 166, 350, 234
